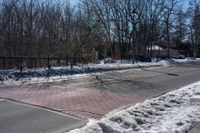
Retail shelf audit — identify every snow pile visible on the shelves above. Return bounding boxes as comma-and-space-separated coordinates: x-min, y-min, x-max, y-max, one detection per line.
68, 82, 200, 133
0, 60, 169, 82
170, 58, 200, 64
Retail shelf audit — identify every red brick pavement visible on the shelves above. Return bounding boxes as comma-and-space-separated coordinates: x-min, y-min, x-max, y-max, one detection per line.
0, 84, 144, 119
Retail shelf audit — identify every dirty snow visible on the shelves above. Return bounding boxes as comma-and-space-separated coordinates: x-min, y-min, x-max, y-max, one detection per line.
1, 58, 200, 84
68, 81, 200, 133
0, 60, 169, 84
1, 58, 200, 86
171, 58, 200, 64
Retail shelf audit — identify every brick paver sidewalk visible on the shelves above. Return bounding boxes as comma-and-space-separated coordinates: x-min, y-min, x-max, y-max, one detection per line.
0, 84, 143, 119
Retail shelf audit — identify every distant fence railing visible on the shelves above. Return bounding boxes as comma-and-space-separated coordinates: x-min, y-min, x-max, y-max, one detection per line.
0, 57, 88, 71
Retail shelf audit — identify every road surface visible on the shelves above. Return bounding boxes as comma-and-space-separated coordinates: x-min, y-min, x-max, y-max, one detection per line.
0, 100, 86, 133
56, 64, 200, 98
189, 122, 200, 133
0, 64, 200, 132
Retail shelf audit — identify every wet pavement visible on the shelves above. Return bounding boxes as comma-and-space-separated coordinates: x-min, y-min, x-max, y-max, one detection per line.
0, 65, 200, 120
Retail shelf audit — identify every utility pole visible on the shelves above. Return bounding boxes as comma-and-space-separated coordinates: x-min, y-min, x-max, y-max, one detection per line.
131, 9, 136, 64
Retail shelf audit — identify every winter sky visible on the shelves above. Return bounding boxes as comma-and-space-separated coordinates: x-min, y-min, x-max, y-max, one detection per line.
69, 0, 189, 8
69, 0, 79, 5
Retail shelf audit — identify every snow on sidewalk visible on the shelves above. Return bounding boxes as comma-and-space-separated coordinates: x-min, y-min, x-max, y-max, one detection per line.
1, 58, 200, 84
68, 82, 200, 133
0, 60, 169, 84
1, 58, 200, 83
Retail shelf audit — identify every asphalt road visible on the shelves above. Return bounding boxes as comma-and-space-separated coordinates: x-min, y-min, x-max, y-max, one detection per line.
94, 64, 200, 98
189, 122, 200, 133
0, 100, 86, 133
0, 64, 200, 133
55, 64, 200, 98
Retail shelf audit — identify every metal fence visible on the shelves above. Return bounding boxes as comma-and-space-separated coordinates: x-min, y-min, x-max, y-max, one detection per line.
0, 57, 87, 71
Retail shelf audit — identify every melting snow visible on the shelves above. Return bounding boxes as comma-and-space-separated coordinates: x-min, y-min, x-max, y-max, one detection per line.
68, 81, 200, 133
0, 60, 169, 85
171, 58, 200, 64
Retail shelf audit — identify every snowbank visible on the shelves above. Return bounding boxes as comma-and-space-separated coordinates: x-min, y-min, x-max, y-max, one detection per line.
170, 58, 200, 64
68, 81, 200, 133
0, 60, 169, 82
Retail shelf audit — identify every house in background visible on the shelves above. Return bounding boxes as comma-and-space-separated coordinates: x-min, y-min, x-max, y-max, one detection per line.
153, 41, 179, 58
94, 40, 197, 61
112, 41, 180, 60
155, 41, 200, 58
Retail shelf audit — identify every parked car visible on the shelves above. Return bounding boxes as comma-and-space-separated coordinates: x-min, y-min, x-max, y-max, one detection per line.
104, 58, 116, 64
174, 54, 185, 59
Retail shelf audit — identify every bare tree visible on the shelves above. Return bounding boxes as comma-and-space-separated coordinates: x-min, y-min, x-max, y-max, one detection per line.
163, 0, 179, 58
187, 0, 200, 57
0, 0, 192, 69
